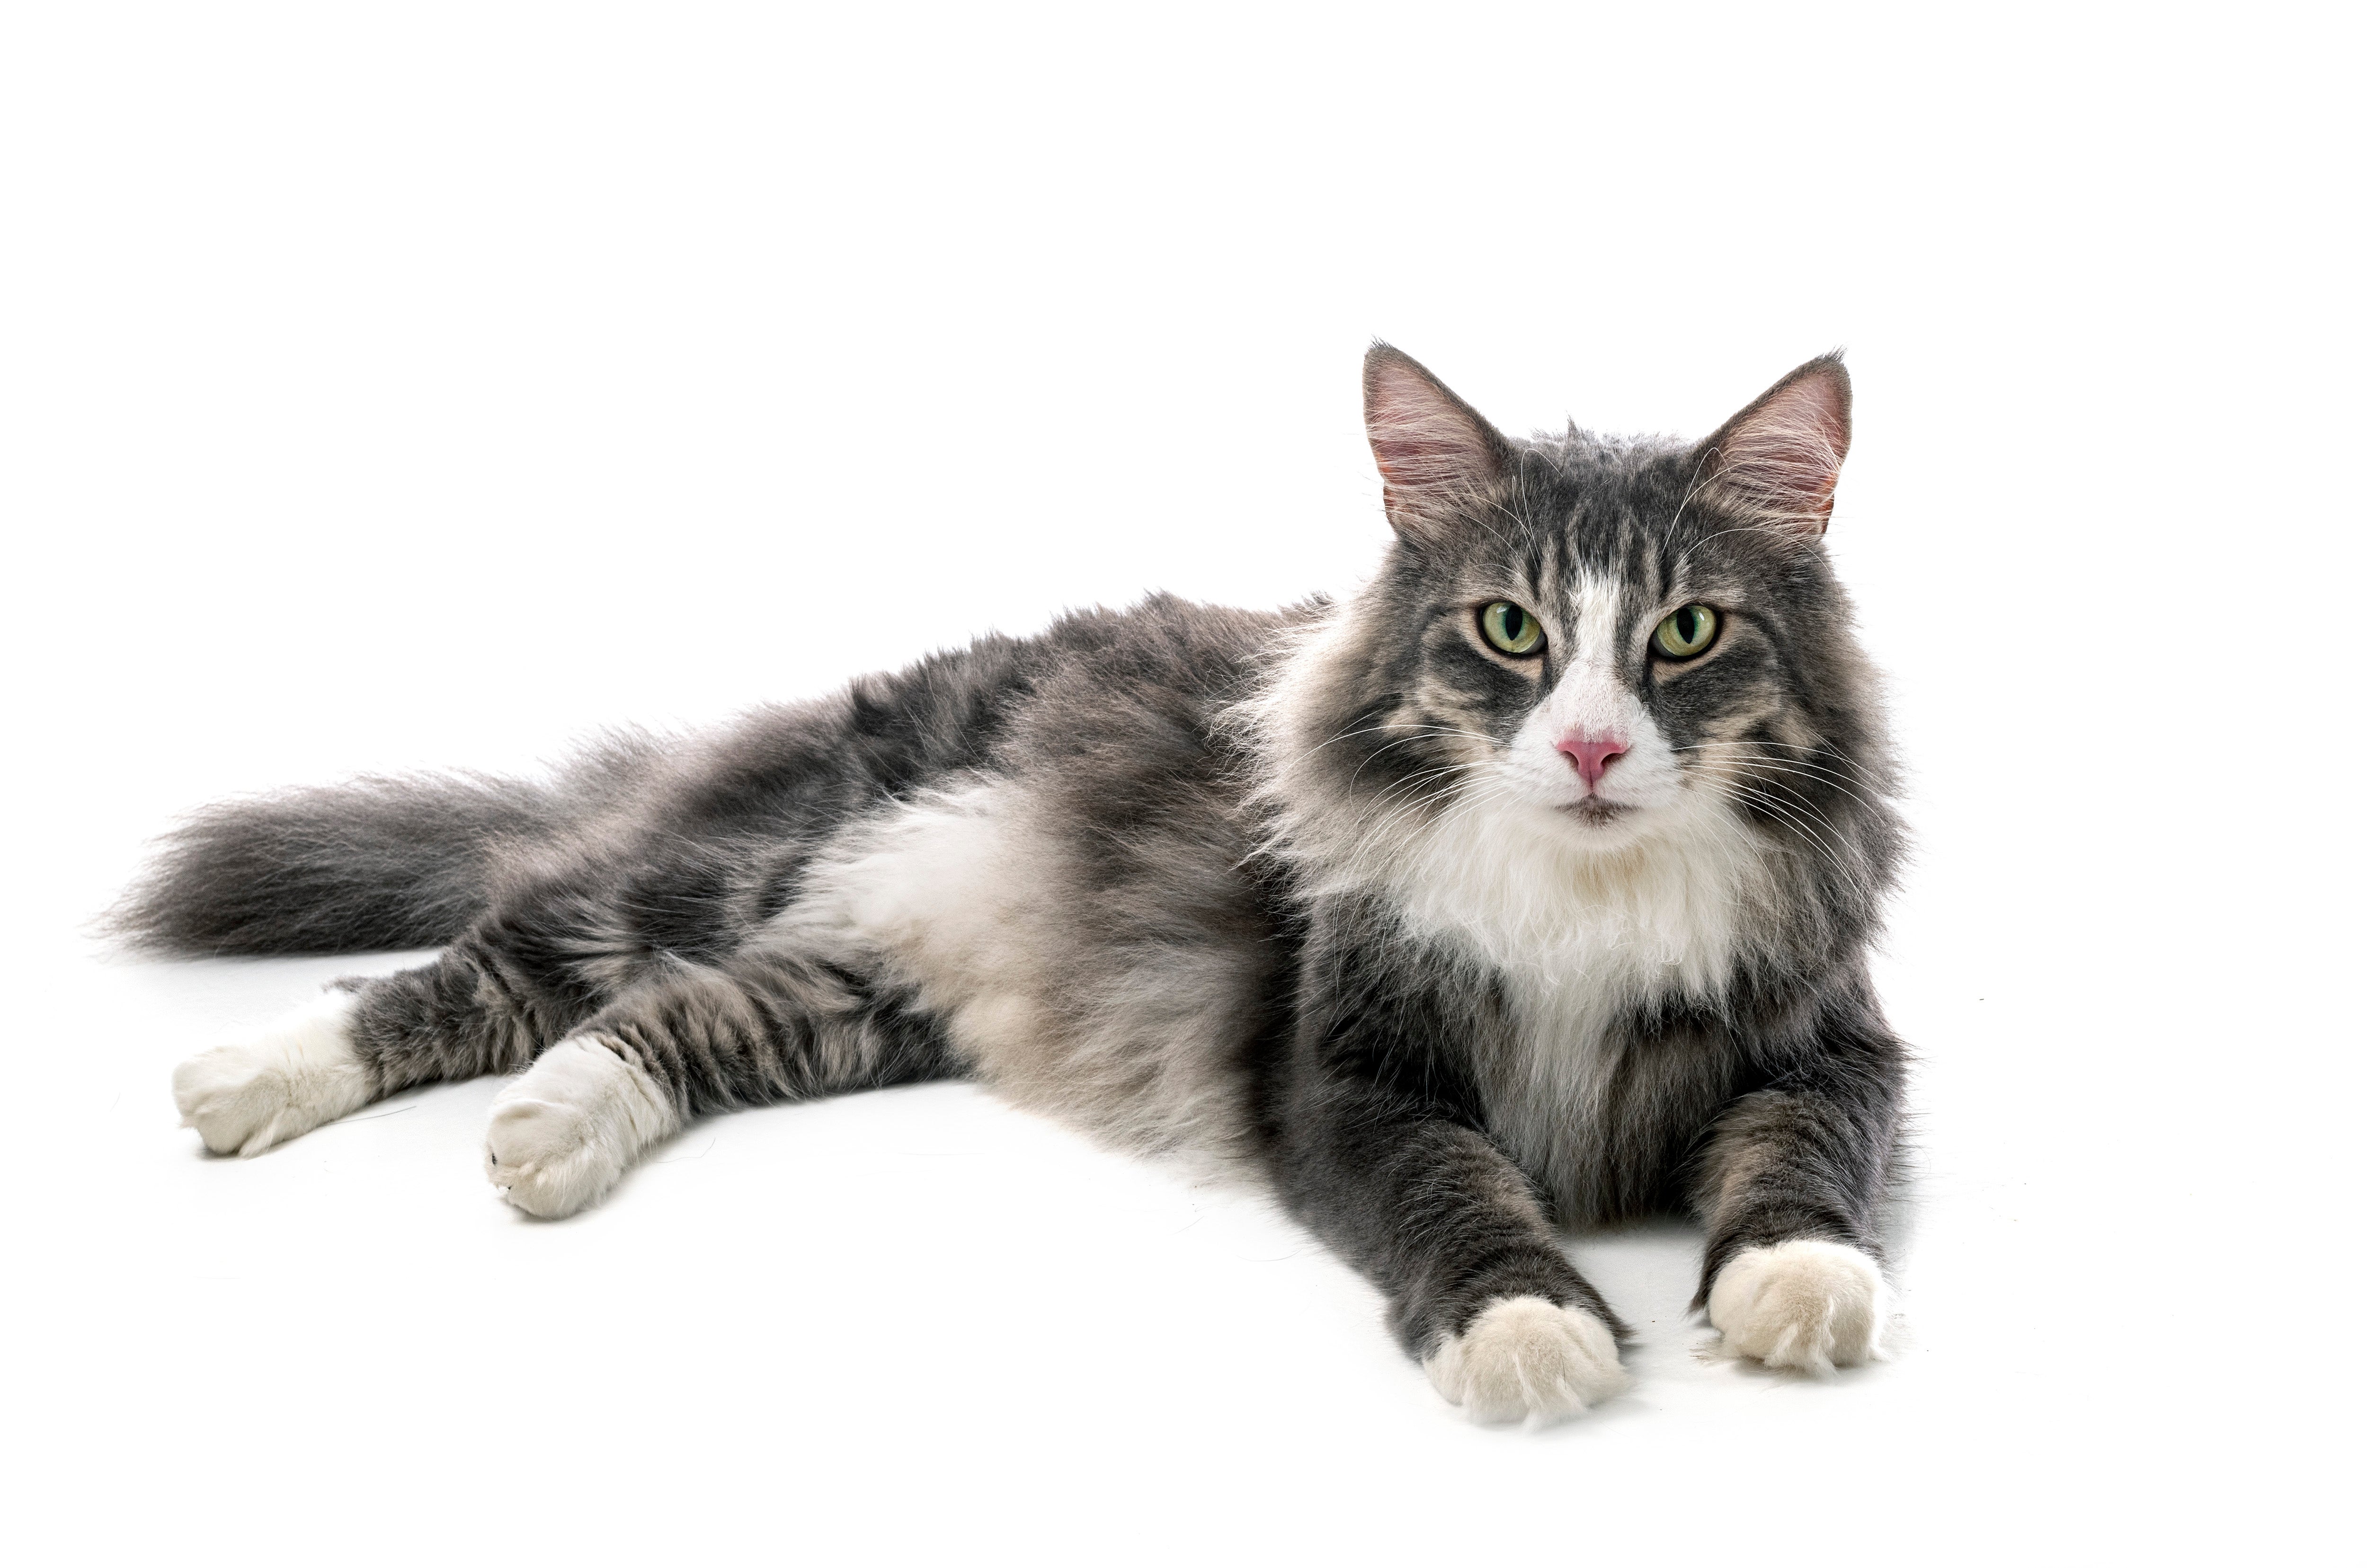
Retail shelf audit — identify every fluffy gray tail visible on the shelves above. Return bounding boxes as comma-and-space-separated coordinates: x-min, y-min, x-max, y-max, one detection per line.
109, 743, 656, 957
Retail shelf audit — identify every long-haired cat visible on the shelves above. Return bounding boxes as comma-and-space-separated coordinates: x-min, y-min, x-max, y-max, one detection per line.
120, 345, 1905, 1425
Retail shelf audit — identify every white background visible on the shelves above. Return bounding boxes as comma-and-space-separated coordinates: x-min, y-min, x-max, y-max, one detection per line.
3, 3, 2358, 1563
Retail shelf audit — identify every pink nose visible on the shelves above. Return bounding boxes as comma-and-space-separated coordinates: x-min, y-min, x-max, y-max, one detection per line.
1556, 731, 1628, 789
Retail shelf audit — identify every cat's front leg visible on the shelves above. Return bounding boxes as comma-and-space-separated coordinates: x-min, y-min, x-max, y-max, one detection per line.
1691, 1011, 1904, 1373
1276, 1104, 1628, 1425
1272, 922, 1628, 1426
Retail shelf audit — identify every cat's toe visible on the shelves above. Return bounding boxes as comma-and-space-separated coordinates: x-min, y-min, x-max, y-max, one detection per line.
1707, 1239, 1887, 1373
172, 992, 371, 1156
484, 1037, 677, 1219
1424, 1296, 1628, 1426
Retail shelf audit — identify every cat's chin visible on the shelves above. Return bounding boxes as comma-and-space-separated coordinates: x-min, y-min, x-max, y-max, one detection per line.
1556, 797, 1637, 830
1542, 795, 1671, 854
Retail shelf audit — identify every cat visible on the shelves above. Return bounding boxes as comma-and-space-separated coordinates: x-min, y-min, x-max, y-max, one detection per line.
119, 344, 1907, 1425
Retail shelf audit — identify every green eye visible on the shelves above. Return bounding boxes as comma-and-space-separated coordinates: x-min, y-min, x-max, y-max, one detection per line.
1652, 603, 1719, 659
1479, 601, 1545, 656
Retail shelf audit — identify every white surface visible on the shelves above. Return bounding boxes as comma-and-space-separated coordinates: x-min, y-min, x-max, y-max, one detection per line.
2, 4, 2358, 1563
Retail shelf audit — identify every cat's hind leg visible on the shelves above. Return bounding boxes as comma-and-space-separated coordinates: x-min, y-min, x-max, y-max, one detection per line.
484, 1036, 679, 1216
173, 989, 376, 1156
481, 944, 950, 1218
172, 915, 624, 1157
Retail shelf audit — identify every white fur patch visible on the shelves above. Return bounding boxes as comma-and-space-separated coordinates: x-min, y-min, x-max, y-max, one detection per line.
1423, 1297, 1628, 1426
1707, 1240, 1887, 1373
484, 1036, 680, 1218
1372, 778, 1762, 992
172, 990, 373, 1156
765, 782, 1266, 1159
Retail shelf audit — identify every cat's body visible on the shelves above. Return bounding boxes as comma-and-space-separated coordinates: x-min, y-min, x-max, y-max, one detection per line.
127, 346, 1907, 1424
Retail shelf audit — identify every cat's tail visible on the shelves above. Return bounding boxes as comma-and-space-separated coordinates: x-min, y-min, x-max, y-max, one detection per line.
107, 738, 662, 957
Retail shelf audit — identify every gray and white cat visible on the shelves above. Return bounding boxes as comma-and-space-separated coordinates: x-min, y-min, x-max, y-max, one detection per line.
122, 345, 1906, 1425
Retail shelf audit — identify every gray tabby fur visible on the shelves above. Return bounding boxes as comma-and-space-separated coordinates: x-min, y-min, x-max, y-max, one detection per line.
117, 345, 1908, 1409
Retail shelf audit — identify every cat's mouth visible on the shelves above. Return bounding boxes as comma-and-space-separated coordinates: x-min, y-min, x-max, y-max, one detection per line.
1560, 797, 1634, 826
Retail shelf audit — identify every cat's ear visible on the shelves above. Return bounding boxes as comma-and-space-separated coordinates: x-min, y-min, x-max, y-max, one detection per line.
1363, 343, 1511, 539
1692, 355, 1852, 538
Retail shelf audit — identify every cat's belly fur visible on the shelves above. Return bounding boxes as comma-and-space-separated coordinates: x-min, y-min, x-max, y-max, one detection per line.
763, 776, 1752, 1217
761, 779, 1276, 1160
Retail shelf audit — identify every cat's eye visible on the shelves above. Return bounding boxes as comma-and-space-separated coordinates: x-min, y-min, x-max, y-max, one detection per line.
1479, 601, 1545, 657
1652, 603, 1719, 659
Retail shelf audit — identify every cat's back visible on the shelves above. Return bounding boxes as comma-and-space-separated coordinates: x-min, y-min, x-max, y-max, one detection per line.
995, 592, 1303, 771
638, 594, 1296, 837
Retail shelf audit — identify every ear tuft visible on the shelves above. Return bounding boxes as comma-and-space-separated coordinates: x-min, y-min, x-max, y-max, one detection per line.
1694, 354, 1852, 538
1363, 343, 1509, 539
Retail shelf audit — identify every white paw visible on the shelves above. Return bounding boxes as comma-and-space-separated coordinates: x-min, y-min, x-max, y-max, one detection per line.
1708, 1240, 1888, 1373
485, 1036, 678, 1218
1424, 1297, 1629, 1426
172, 991, 373, 1156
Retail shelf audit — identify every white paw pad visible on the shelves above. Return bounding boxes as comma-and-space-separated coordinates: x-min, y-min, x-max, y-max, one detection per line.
172, 991, 373, 1156
1424, 1297, 1629, 1426
1708, 1240, 1888, 1373
485, 1037, 677, 1219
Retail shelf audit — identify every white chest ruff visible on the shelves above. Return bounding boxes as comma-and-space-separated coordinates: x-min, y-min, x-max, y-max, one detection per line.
1356, 788, 1769, 1153
1368, 789, 1762, 990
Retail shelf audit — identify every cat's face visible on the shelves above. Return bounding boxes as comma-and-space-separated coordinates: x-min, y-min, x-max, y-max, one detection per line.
1278, 348, 1885, 868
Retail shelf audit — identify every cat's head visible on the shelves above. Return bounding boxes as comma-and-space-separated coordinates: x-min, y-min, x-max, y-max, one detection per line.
1254, 345, 1899, 935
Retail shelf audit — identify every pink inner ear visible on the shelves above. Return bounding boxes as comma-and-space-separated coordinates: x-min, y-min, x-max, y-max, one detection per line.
1704, 363, 1851, 536
1365, 356, 1501, 499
